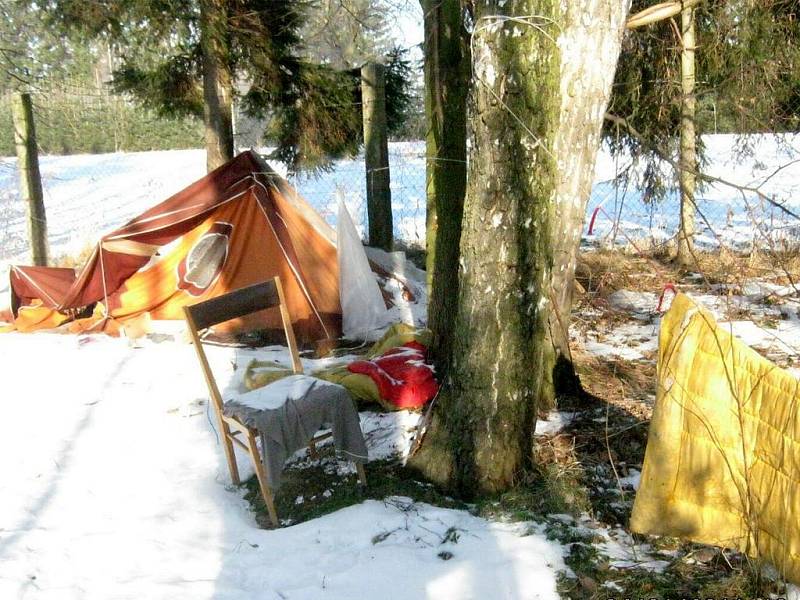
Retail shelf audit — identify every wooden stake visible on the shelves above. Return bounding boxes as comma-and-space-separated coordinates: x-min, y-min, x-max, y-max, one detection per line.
677, 2, 697, 265
361, 62, 393, 251
12, 93, 48, 266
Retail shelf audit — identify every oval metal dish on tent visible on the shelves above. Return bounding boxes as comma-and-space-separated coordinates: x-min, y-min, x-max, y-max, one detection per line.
177, 222, 232, 296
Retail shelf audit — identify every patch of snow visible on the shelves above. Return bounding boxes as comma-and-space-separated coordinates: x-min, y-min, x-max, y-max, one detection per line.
579, 322, 659, 361
683, 291, 785, 322
607, 289, 657, 315
787, 583, 800, 600
583, 339, 650, 361
547, 513, 575, 524
602, 580, 624, 593
618, 469, 641, 491
360, 410, 423, 462
535, 411, 579, 436
0, 332, 568, 599
718, 319, 800, 360
594, 525, 670, 573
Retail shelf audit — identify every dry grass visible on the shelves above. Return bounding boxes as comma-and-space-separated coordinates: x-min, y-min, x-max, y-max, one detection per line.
577, 247, 800, 300
575, 250, 677, 297
51, 243, 96, 269
573, 349, 655, 411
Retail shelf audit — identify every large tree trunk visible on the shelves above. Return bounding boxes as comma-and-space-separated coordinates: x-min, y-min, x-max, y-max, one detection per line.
411, 0, 629, 496
541, 0, 632, 408
677, 3, 696, 265
200, 0, 235, 172
421, 0, 469, 372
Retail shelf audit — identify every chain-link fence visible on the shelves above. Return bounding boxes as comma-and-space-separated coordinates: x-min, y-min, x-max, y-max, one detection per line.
0, 139, 428, 269
287, 142, 427, 247
585, 135, 800, 257
2, 87, 799, 288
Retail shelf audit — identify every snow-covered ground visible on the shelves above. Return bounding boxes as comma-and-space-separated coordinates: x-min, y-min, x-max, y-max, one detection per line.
573, 285, 800, 378
3, 136, 800, 597
0, 332, 570, 599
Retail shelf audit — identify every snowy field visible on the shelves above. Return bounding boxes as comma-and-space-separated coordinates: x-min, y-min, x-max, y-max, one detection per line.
1, 134, 799, 297
0, 332, 569, 599
588, 133, 800, 250
0, 143, 427, 275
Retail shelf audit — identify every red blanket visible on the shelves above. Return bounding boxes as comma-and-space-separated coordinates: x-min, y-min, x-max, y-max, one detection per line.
347, 341, 438, 409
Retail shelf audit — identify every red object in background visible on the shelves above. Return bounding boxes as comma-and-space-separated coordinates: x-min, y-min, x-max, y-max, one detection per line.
347, 341, 438, 409
656, 283, 678, 313
587, 206, 602, 235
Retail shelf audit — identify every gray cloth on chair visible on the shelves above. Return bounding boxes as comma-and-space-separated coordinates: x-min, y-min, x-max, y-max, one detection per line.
223, 376, 368, 489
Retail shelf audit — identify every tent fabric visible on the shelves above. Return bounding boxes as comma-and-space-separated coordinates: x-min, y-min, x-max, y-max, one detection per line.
7, 151, 343, 344
9, 265, 77, 315
337, 198, 389, 338
630, 293, 800, 584
10, 300, 71, 332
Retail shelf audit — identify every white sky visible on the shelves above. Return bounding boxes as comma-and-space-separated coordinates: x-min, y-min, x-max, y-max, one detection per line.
391, 2, 424, 61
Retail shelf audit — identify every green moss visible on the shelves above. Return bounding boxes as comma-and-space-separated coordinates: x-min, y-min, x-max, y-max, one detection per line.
243, 457, 465, 527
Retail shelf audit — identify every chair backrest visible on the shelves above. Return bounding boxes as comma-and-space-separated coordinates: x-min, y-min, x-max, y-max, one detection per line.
183, 277, 303, 414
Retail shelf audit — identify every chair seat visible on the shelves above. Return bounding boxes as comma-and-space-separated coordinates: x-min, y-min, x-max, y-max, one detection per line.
226, 374, 322, 412
223, 375, 367, 490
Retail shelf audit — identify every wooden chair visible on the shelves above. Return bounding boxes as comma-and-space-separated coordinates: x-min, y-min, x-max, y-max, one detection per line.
183, 277, 366, 527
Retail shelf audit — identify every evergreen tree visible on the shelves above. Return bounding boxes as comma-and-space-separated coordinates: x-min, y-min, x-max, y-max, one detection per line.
1, 0, 204, 155
36, 0, 366, 171
301, 0, 395, 69
606, 0, 800, 203
701, 0, 800, 134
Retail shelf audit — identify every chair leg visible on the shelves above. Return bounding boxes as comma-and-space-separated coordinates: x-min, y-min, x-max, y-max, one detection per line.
245, 429, 280, 528
356, 462, 367, 487
221, 423, 241, 485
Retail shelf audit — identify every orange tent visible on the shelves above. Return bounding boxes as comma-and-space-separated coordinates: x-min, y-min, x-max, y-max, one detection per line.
8, 151, 343, 344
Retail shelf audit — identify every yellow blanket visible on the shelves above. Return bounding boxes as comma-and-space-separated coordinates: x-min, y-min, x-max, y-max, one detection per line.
244, 323, 432, 411
631, 293, 800, 583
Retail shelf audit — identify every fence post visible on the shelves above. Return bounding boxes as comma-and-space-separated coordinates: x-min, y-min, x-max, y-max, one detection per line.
12, 92, 48, 266
677, 3, 696, 265
361, 62, 393, 250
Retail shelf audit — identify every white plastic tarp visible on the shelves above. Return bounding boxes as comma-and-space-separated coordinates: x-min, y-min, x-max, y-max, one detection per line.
337, 199, 389, 338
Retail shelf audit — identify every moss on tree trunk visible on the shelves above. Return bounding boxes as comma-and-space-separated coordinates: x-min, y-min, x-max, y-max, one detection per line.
421, 0, 469, 373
